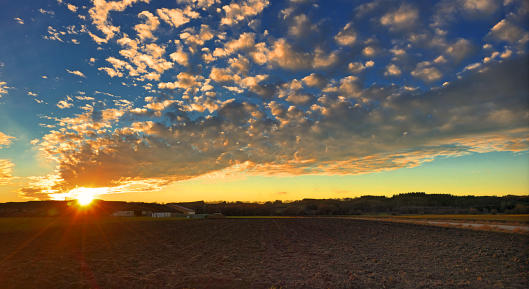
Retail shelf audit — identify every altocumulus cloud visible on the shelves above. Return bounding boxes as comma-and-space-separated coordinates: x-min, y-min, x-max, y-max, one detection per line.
9, 0, 528, 198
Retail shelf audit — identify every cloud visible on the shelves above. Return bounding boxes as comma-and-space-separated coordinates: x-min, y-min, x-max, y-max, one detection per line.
220, 0, 270, 26
334, 22, 357, 46
411, 61, 442, 82
213, 32, 255, 57
487, 19, 528, 44
288, 14, 318, 38
302, 73, 326, 87
98, 67, 123, 77
66, 69, 86, 78
33, 57, 528, 196
14, 17, 24, 24
43, 26, 65, 42
12, 0, 529, 199
169, 46, 189, 66
0, 159, 14, 186
56, 100, 74, 109
179, 24, 214, 47
39, 8, 55, 15
0, 81, 11, 98
385, 63, 402, 76
0, 132, 15, 147
134, 11, 160, 41
0, 132, 15, 186
267, 39, 312, 70
158, 72, 201, 89
88, 0, 151, 43
67, 3, 78, 12
210, 67, 236, 83
432, 0, 501, 28
445, 38, 475, 62
461, 0, 499, 14
157, 7, 199, 28
115, 37, 173, 80
380, 4, 418, 30
362, 46, 376, 57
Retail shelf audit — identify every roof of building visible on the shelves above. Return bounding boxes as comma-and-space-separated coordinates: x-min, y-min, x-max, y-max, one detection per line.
166, 204, 195, 214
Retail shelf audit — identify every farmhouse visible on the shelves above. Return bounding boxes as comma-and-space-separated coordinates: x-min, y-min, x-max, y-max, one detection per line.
166, 204, 195, 215
152, 212, 173, 218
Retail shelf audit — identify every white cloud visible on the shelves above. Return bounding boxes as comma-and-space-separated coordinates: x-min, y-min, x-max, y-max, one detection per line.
288, 14, 317, 38
213, 32, 255, 57
348, 62, 366, 73
134, 11, 160, 41
169, 47, 189, 66
0, 159, 14, 185
67, 3, 78, 12
157, 7, 199, 28
500, 49, 512, 58
463, 62, 481, 71
267, 39, 312, 70
179, 24, 214, 47
14, 17, 24, 24
99, 67, 124, 78
0, 82, 10, 98
0, 132, 15, 147
57, 100, 74, 109
446, 38, 474, 62
385, 64, 402, 76
66, 69, 86, 78
220, 0, 269, 25
380, 4, 418, 30
210, 67, 237, 83
302, 73, 325, 87
158, 72, 201, 89
411, 62, 442, 82
488, 19, 528, 44
334, 22, 357, 46
88, 0, 151, 43
39, 8, 55, 15
362, 46, 376, 57
313, 48, 339, 69
461, 0, 499, 14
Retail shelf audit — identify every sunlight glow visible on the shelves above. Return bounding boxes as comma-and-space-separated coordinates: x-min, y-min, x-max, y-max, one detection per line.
76, 193, 94, 206
66, 187, 107, 206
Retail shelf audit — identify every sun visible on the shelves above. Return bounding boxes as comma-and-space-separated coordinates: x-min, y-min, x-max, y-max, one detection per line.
68, 187, 100, 206
76, 193, 94, 206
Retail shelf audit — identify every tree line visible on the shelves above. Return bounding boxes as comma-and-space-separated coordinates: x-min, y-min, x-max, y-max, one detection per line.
0, 193, 528, 217
177, 193, 529, 216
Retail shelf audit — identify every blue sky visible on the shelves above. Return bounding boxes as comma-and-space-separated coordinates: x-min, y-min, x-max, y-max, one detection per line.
0, 0, 528, 202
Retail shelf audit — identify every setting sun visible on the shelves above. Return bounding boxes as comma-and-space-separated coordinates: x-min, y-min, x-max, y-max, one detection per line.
76, 194, 94, 206
67, 187, 101, 206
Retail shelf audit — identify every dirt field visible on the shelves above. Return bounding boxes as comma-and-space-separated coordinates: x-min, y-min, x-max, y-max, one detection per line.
0, 217, 528, 289
374, 214, 529, 224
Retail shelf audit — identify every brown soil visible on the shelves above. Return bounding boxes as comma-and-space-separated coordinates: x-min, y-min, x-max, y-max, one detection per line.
0, 217, 527, 289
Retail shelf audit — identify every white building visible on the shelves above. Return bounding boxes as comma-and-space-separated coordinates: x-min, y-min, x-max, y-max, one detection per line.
112, 210, 135, 217
152, 212, 172, 218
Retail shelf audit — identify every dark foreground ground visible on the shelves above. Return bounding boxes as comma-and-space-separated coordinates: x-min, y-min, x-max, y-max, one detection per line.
0, 217, 527, 289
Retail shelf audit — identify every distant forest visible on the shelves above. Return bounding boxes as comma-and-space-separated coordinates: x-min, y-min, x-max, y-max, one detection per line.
180, 193, 529, 216
0, 193, 528, 217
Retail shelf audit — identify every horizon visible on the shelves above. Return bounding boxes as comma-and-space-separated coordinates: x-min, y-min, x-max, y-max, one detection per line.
1, 192, 529, 205
1, 0, 528, 203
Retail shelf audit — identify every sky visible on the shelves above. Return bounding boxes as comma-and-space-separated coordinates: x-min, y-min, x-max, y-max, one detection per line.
0, 0, 528, 203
